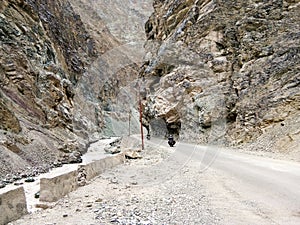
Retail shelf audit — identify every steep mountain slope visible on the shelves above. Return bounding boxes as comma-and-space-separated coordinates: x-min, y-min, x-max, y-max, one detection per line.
0, 0, 152, 180
141, 0, 300, 158
69, 0, 153, 137
1, 0, 299, 182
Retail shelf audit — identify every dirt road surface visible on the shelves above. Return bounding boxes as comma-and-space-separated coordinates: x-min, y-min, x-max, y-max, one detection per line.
9, 138, 300, 224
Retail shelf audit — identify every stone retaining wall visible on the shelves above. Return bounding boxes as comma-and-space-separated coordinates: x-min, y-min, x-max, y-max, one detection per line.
39, 153, 125, 202
0, 186, 28, 225
0, 153, 125, 224
82, 153, 125, 181
39, 170, 78, 202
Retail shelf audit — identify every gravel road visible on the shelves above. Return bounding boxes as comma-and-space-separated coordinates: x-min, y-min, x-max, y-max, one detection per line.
8, 137, 300, 225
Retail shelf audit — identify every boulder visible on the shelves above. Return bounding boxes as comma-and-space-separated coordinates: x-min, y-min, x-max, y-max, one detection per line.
125, 150, 142, 159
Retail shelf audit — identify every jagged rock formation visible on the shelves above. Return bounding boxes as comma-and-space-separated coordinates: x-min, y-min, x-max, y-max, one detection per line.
0, 0, 92, 178
0, 0, 152, 179
142, 0, 300, 157
1, 0, 299, 181
70, 0, 153, 137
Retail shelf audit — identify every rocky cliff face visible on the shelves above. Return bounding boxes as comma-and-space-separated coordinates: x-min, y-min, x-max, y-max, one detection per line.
142, 0, 300, 157
0, 0, 152, 179
1, 0, 299, 180
69, 0, 153, 137
1, 0, 92, 178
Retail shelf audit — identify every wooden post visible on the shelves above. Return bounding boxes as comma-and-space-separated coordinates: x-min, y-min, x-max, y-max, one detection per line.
139, 85, 144, 150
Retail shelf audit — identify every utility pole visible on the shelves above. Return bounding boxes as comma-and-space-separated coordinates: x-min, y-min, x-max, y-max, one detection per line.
139, 83, 144, 150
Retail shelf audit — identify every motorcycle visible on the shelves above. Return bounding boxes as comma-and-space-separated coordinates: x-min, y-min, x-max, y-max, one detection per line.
168, 137, 176, 147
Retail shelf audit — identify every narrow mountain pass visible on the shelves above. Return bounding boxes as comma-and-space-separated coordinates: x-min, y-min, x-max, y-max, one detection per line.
1, 1, 300, 224
9, 137, 300, 225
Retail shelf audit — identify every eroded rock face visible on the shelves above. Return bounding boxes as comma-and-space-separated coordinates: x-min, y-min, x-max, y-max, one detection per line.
142, 0, 300, 154
0, 97, 21, 133
0, 0, 153, 178
69, 0, 153, 137
0, 0, 88, 178
0, 0, 95, 131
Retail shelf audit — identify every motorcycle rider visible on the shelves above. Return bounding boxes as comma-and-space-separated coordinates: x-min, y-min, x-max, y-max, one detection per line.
168, 134, 176, 147
146, 133, 151, 140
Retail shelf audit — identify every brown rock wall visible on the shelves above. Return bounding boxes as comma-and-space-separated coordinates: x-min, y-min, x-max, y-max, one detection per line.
142, 0, 300, 155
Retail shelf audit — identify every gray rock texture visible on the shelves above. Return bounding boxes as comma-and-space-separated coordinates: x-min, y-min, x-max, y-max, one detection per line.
0, 0, 153, 179
1, 0, 299, 182
141, 0, 300, 157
